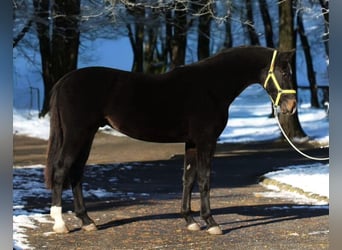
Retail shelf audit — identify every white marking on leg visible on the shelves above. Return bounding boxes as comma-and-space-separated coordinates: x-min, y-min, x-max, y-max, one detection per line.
187, 222, 201, 231
186, 164, 191, 170
50, 206, 69, 233
82, 223, 97, 231
207, 225, 223, 235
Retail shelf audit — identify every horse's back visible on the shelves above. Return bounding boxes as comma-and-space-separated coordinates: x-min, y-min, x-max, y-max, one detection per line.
50, 67, 190, 142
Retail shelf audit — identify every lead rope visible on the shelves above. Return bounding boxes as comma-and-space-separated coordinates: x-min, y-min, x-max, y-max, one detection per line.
273, 106, 329, 161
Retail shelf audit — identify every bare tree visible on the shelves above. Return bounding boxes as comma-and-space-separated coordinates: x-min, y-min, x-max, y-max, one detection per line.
278, 0, 307, 140
318, 0, 329, 56
33, 0, 81, 117
126, 2, 145, 72
258, 0, 274, 47
171, 1, 188, 68
224, 1, 233, 48
297, 7, 319, 108
245, 0, 260, 45
13, 0, 33, 47
194, 0, 212, 60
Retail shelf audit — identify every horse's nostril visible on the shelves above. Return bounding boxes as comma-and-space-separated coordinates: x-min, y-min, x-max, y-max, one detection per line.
292, 99, 297, 108
281, 99, 297, 115
289, 99, 297, 114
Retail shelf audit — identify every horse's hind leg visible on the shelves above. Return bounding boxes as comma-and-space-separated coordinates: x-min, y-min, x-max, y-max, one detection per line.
181, 142, 201, 231
50, 153, 73, 233
71, 183, 97, 231
50, 128, 97, 233
50, 180, 69, 233
69, 133, 97, 231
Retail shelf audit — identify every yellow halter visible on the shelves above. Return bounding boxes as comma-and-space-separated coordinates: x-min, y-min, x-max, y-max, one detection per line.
263, 50, 296, 106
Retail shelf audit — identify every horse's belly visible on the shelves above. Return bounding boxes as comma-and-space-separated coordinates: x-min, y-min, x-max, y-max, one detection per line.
106, 115, 187, 143
118, 126, 186, 143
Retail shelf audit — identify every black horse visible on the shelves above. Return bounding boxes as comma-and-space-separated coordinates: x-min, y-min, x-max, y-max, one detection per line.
45, 46, 296, 235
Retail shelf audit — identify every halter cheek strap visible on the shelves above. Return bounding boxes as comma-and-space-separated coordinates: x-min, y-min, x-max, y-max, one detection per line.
263, 50, 296, 106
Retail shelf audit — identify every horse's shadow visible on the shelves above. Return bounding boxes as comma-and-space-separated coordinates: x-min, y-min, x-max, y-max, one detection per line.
94, 203, 328, 235
214, 204, 328, 234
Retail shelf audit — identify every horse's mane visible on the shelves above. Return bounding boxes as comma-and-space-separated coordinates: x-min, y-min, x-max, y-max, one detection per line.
174, 45, 273, 70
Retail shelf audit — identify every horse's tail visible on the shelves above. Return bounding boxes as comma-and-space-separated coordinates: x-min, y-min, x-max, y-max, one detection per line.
45, 84, 65, 189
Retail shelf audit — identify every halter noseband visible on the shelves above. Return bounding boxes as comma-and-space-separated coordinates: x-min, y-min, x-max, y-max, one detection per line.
263, 50, 296, 106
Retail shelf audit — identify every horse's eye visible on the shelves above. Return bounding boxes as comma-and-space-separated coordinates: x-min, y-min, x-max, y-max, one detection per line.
282, 71, 290, 77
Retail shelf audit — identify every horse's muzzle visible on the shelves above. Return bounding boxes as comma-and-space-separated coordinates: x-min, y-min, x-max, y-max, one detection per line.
280, 98, 297, 115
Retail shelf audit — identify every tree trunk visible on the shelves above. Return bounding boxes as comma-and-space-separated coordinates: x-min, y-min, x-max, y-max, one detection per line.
34, 0, 81, 117
278, 0, 307, 140
33, 0, 53, 117
128, 21, 144, 72
165, 10, 173, 66
196, 0, 212, 60
126, 3, 145, 73
245, 0, 260, 45
318, 0, 329, 56
170, 3, 187, 68
258, 0, 274, 48
144, 25, 159, 74
224, 1, 233, 49
297, 10, 320, 108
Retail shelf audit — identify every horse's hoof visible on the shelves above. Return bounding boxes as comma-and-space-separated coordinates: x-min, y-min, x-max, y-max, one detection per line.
82, 223, 97, 231
187, 222, 201, 231
53, 224, 69, 234
207, 226, 223, 235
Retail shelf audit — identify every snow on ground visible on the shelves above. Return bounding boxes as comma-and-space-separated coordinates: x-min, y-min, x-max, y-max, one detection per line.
13, 109, 50, 140
264, 163, 329, 199
12, 163, 153, 250
259, 163, 329, 206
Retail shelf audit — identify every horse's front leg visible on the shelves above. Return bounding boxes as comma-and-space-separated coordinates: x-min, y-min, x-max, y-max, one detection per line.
197, 144, 223, 235
181, 143, 201, 231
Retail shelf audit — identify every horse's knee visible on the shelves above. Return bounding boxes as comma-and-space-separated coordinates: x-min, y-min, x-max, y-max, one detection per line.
197, 177, 210, 194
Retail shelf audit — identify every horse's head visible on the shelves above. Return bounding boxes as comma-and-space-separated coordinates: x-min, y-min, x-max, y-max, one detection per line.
263, 50, 297, 115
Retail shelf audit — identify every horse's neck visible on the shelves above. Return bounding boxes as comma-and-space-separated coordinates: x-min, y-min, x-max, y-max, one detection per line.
235, 49, 269, 81
211, 48, 271, 103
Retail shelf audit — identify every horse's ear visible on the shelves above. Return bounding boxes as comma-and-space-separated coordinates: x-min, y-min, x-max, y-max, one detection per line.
280, 49, 295, 62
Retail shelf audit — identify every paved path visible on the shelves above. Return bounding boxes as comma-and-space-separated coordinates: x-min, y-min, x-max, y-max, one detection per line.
15, 136, 329, 249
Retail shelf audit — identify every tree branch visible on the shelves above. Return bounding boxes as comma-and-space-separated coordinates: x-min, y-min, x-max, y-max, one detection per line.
13, 19, 33, 48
